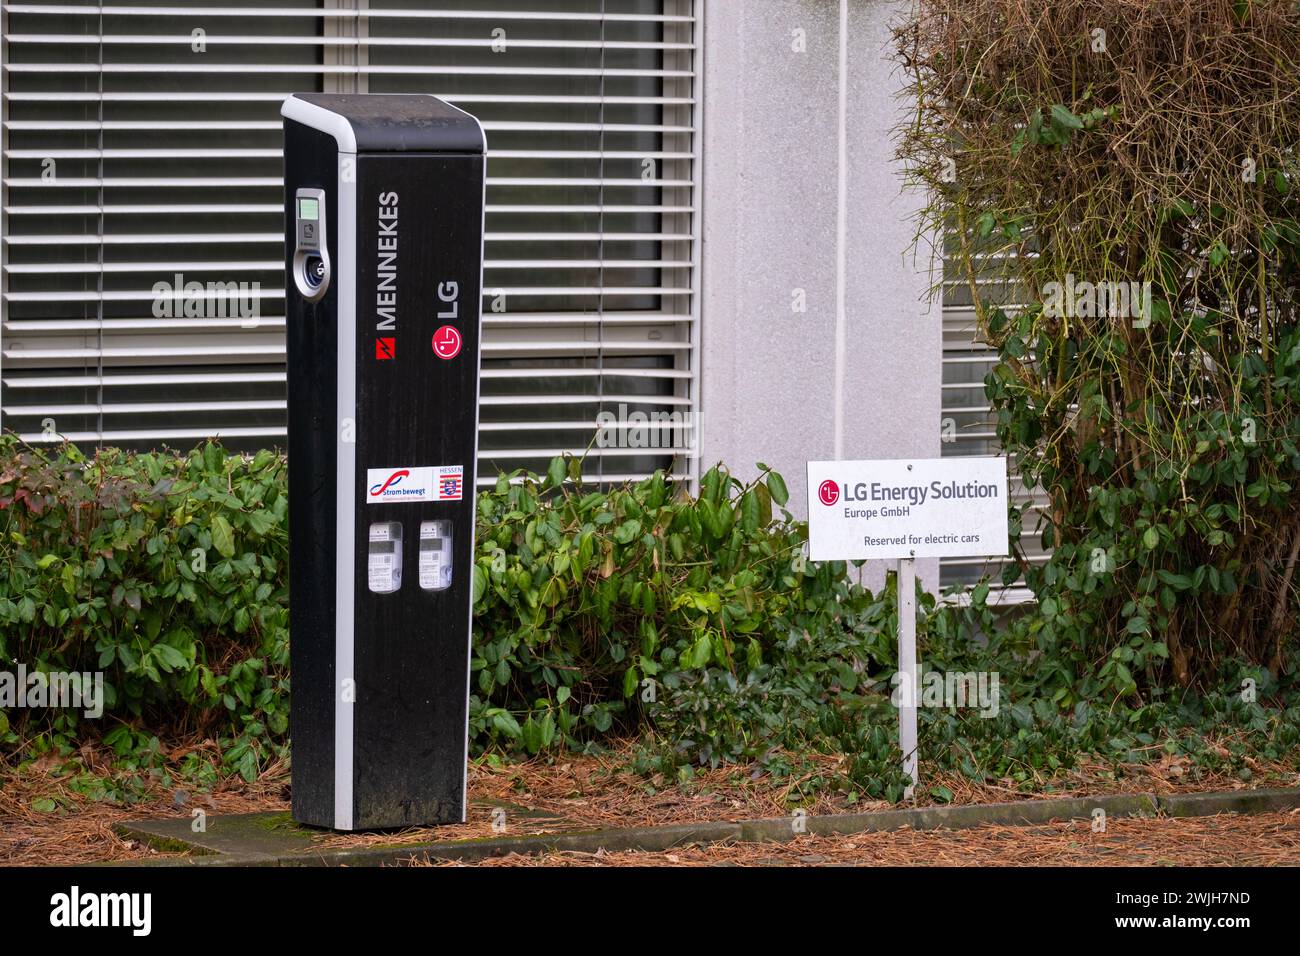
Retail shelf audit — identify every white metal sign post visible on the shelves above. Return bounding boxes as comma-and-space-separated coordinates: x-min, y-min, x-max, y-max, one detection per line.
806, 457, 1009, 798
897, 555, 917, 794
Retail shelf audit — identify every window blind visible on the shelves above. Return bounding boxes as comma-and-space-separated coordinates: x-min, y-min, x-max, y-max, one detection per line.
940, 247, 1045, 602
0, 0, 701, 486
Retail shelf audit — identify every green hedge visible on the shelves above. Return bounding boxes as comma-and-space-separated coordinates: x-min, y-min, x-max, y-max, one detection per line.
0, 439, 290, 781
470, 455, 900, 779
0, 437, 898, 787
5, 436, 1296, 803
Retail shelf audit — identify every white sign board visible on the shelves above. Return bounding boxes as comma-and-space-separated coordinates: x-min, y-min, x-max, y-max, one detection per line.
806, 457, 1009, 561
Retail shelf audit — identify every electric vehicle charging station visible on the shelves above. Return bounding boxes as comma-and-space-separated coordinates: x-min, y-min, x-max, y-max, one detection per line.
282, 94, 485, 831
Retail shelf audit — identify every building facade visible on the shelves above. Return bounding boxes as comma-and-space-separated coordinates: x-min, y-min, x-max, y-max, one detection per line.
0, 0, 1031, 592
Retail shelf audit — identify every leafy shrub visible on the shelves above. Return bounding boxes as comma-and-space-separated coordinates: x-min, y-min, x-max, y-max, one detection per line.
0, 437, 899, 784
926, 592, 1300, 786
629, 572, 916, 801
468, 458, 898, 763
897, 0, 1300, 693
4, 436, 1297, 803
0, 437, 289, 780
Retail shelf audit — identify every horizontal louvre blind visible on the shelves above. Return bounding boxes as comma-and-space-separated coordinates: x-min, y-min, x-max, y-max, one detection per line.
1, 0, 701, 486
940, 247, 1044, 602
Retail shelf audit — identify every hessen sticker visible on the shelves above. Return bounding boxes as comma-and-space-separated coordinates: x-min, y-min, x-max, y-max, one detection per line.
366, 465, 464, 504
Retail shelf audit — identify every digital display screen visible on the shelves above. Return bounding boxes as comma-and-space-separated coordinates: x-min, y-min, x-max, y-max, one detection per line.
298, 197, 319, 221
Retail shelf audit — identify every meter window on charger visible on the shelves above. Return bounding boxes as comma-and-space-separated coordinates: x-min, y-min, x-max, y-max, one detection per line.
367, 521, 403, 594
298, 197, 319, 221
419, 521, 453, 592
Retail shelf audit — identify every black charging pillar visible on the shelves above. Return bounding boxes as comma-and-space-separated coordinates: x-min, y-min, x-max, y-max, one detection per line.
282, 94, 485, 830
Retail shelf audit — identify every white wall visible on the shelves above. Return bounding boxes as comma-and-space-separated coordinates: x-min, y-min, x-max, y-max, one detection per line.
699, 0, 941, 589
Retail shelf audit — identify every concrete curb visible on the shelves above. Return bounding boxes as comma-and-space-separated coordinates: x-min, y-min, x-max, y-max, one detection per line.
112, 785, 1300, 867
736, 793, 1159, 843
1156, 787, 1300, 817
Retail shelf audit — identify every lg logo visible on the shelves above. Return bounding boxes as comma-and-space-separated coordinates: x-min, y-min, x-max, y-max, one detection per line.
432, 325, 461, 360
818, 479, 839, 506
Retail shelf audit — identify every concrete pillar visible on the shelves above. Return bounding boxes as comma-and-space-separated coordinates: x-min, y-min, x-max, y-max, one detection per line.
699, 0, 941, 589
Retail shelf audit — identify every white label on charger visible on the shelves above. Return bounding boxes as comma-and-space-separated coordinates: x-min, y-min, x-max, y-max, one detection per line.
366, 465, 464, 504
